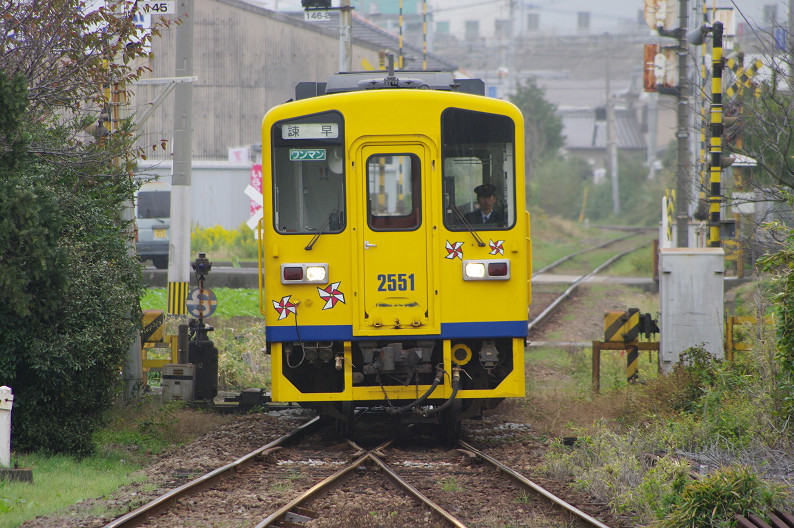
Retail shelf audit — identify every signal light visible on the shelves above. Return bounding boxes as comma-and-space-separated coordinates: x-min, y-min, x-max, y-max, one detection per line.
301, 0, 331, 7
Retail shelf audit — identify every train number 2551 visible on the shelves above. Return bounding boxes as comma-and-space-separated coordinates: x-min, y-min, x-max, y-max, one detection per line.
377, 273, 415, 291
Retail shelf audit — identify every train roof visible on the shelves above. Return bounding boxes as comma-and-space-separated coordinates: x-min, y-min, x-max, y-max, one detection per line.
295, 70, 485, 100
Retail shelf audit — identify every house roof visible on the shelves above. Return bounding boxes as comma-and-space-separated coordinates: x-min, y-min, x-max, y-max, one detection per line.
559, 107, 646, 151
279, 8, 458, 72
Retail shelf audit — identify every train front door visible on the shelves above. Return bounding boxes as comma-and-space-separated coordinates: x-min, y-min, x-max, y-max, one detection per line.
355, 141, 434, 334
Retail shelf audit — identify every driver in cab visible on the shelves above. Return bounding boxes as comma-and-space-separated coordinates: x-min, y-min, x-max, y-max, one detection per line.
464, 183, 503, 226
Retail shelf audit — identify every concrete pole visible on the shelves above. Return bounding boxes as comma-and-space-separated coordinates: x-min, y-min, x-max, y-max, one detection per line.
606, 59, 619, 215
508, 0, 515, 88
647, 92, 658, 179
167, 0, 194, 316
422, 0, 427, 70
0, 386, 12, 467
675, 0, 690, 247
340, 0, 352, 72
112, 2, 142, 399
398, 0, 403, 69
789, 0, 794, 77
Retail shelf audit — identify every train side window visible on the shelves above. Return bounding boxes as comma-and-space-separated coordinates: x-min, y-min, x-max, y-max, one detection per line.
366, 154, 421, 231
441, 108, 516, 231
271, 111, 346, 234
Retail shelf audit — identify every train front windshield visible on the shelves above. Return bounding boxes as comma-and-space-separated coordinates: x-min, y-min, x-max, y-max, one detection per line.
271, 111, 346, 234
441, 108, 516, 230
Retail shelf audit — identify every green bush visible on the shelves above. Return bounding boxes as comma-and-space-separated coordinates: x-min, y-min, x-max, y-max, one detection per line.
191, 223, 258, 261
0, 39, 146, 456
527, 156, 590, 220
589, 151, 666, 226
0, 170, 143, 456
655, 466, 790, 528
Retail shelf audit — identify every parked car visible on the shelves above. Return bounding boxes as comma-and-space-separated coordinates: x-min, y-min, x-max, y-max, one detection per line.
135, 182, 170, 269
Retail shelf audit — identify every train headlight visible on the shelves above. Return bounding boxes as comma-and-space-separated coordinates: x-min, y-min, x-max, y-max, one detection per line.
281, 263, 329, 284
306, 266, 327, 282
464, 262, 486, 279
462, 260, 510, 281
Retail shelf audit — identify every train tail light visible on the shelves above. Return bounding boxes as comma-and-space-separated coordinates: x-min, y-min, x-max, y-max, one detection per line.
281, 263, 328, 284
283, 266, 303, 281
488, 262, 508, 277
462, 260, 510, 281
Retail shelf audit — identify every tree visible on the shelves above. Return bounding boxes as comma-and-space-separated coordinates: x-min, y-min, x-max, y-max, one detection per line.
729, 25, 794, 431
508, 77, 565, 175
713, 33, 794, 255
0, 0, 164, 456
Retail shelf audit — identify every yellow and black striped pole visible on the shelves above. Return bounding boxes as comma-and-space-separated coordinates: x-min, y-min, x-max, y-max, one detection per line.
708, 21, 724, 248
168, 281, 189, 315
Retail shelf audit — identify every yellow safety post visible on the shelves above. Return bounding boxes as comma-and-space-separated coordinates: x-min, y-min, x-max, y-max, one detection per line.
140, 309, 179, 386
604, 308, 640, 383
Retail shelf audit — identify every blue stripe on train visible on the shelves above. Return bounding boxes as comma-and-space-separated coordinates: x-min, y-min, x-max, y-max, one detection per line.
265, 320, 528, 342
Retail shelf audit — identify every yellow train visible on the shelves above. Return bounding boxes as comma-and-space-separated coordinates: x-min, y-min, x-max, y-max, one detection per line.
258, 66, 531, 440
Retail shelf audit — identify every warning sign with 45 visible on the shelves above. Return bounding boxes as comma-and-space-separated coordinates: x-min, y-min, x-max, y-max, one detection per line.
141, 1, 176, 14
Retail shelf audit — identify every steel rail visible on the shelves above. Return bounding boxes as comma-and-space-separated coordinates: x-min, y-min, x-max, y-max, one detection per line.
458, 440, 612, 528
253, 451, 372, 528
102, 416, 322, 528
527, 243, 645, 334
256, 436, 468, 528
366, 453, 468, 528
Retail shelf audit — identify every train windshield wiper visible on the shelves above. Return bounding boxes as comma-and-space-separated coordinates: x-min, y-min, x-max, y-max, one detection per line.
451, 205, 485, 247
305, 208, 340, 250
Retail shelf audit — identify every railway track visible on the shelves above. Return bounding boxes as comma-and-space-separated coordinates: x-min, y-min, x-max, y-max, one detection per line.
532, 231, 641, 277
528, 232, 651, 334
100, 417, 619, 528
95, 232, 653, 528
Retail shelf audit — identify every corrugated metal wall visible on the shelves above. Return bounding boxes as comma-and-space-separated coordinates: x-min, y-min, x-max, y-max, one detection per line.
131, 0, 382, 161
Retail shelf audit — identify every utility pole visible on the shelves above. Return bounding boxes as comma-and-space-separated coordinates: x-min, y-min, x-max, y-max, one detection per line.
606, 59, 619, 215
647, 91, 658, 179
115, 2, 142, 400
508, 0, 516, 88
340, 0, 352, 72
167, 0, 194, 316
789, 0, 794, 68
675, 0, 690, 247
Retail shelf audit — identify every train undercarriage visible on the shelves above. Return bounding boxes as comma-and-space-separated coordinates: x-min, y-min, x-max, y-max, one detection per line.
277, 337, 518, 442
